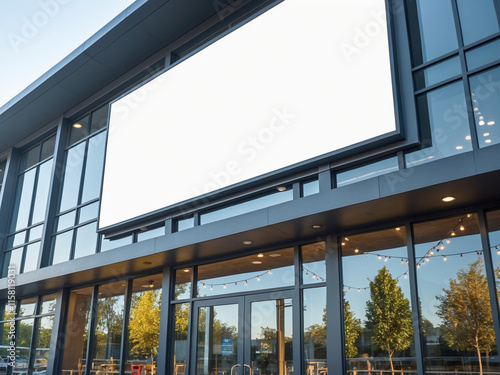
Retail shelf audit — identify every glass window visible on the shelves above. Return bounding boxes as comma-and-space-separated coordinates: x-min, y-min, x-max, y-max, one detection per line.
414, 213, 499, 373
100, 234, 133, 252
40, 294, 57, 314
411, 0, 458, 64
2, 248, 23, 275
31, 160, 53, 224
302, 179, 319, 197
19, 144, 41, 171
10, 168, 36, 232
59, 142, 86, 212
61, 287, 93, 373
40, 134, 56, 161
90, 105, 109, 134
303, 287, 327, 374
174, 268, 192, 300
23, 242, 40, 273
137, 225, 165, 242
342, 226, 415, 373
28, 224, 43, 241
414, 56, 462, 90
302, 242, 325, 285
51, 230, 73, 265
197, 247, 294, 297
466, 38, 500, 71
81, 131, 106, 203
91, 282, 126, 372
200, 189, 293, 225
126, 274, 162, 374
173, 303, 190, 375
79, 202, 99, 223
176, 216, 195, 232
488, 209, 500, 310
73, 222, 98, 259
69, 115, 90, 145
32, 315, 53, 373
56, 210, 76, 231
336, 157, 399, 188
406, 82, 472, 167
469, 66, 500, 148
457, 0, 500, 46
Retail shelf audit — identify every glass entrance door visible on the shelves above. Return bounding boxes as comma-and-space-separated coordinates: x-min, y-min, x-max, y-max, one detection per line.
192, 292, 293, 375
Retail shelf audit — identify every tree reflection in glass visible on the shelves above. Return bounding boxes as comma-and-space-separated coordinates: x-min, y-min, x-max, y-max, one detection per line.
92, 282, 125, 373
415, 213, 499, 374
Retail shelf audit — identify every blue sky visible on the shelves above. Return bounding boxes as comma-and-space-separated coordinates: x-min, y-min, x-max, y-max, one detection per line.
0, 0, 137, 108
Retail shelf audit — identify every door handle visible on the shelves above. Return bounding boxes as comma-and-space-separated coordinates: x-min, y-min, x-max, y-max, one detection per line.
231, 364, 241, 375
244, 364, 252, 374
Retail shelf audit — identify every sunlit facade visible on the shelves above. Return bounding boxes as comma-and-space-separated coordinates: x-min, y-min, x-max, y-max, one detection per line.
1, 1, 500, 375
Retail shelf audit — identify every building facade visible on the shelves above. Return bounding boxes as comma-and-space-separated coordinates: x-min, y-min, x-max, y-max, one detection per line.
1, 0, 500, 374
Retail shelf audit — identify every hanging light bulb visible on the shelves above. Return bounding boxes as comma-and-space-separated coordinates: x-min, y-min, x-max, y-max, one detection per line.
404, 273, 408, 279
460, 225, 465, 231
496, 247, 500, 256
378, 255, 382, 260
440, 244, 445, 250
451, 231, 456, 236
401, 259, 404, 264
384, 256, 388, 262
416, 264, 421, 269
357, 288, 361, 292
354, 248, 359, 253
256, 276, 260, 281
443, 256, 447, 261
446, 239, 451, 244
245, 280, 248, 286
203, 283, 206, 288
223, 284, 227, 289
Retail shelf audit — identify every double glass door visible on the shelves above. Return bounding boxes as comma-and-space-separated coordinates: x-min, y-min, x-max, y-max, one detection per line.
192, 292, 293, 375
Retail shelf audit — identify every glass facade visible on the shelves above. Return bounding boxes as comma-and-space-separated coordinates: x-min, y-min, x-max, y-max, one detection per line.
0, 1, 500, 375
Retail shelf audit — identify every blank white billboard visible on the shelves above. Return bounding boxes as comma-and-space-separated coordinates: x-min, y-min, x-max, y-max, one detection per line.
99, 0, 397, 230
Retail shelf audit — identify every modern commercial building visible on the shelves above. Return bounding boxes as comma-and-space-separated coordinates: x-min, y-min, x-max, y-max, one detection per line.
1, 0, 500, 374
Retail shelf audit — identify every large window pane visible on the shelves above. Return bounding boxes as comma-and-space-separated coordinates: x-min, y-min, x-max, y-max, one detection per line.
92, 281, 125, 372
175, 267, 192, 300
197, 247, 294, 297
10, 168, 36, 232
336, 157, 399, 188
23, 242, 40, 273
406, 82, 472, 167
59, 142, 86, 212
173, 303, 190, 375
303, 287, 327, 374
457, 0, 500, 46
196, 304, 238, 375
51, 230, 73, 265
31, 160, 53, 224
412, 0, 458, 64
302, 242, 325, 285
16, 318, 34, 373
342, 226, 415, 373
73, 222, 98, 259
126, 275, 162, 374
32, 315, 54, 374
414, 213, 499, 373
61, 287, 93, 373
2, 248, 23, 276
470, 66, 500, 148
81, 131, 106, 203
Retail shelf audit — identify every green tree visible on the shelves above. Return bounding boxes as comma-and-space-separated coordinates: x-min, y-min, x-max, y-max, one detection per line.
366, 266, 413, 373
128, 290, 161, 366
344, 298, 362, 358
436, 259, 496, 375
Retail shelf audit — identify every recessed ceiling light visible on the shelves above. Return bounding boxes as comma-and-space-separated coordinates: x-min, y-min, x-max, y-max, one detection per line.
269, 253, 281, 258
73, 123, 83, 129
257, 253, 264, 258
485, 139, 492, 143
243, 240, 253, 245
395, 227, 401, 231
442, 196, 456, 202
487, 121, 495, 126
484, 132, 490, 137
465, 135, 471, 140
183, 268, 190, 273
252, 261, 262, 264
456, 145, 463, 150
276, 186, 287, 192
312, 224, 322, 229
479, 120, 485, 125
